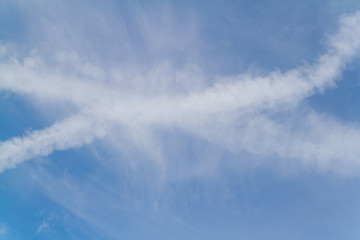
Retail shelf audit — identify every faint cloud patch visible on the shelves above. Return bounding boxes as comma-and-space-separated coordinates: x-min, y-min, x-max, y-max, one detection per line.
0, 225, 7, 235
36, 220, 49, 234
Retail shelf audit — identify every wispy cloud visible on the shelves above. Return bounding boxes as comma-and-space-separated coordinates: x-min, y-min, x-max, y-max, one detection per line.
0, 114, 105, 172
36, 220, 49, 234
1, 6, 360, 177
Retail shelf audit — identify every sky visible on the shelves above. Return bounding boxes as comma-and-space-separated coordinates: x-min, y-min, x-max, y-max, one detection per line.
1, 0, 360, 239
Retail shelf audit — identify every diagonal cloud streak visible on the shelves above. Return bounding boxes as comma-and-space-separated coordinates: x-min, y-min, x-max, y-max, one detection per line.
1, 12, 360, 174
0, 114, 105, 173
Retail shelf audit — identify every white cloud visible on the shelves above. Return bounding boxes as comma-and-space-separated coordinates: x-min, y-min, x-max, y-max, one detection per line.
0, 114, 105, 172
36, 220, 49, 233
1, 11, 360, 175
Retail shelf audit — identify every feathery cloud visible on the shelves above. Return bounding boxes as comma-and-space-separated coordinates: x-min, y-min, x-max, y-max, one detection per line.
1, 11, 360, 175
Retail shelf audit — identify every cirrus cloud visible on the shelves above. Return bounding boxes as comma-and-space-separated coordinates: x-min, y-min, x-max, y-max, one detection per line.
1, 10, 360, 176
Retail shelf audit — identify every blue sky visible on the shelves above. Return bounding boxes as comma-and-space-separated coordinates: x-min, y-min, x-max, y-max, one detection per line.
1, 0, 360, 239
